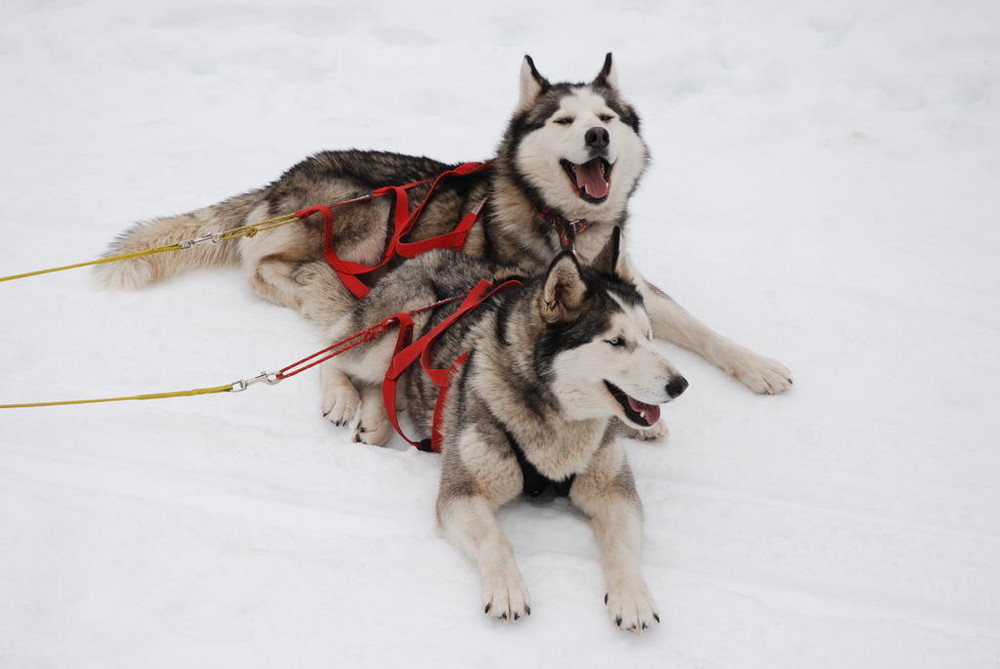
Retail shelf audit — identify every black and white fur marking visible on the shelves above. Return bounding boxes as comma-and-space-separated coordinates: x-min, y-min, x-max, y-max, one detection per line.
322, 229, 685, 631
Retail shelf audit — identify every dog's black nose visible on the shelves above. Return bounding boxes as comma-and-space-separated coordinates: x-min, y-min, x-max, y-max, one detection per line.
585, 126, 609, 148
666, 376, 688, 399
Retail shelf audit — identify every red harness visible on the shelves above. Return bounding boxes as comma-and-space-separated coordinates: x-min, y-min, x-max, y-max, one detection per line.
381, 278, 522, 452
288, 161, 529, 450
294, 161, 491, 298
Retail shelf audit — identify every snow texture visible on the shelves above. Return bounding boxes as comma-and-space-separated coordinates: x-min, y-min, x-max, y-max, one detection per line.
2, 1, 999, 667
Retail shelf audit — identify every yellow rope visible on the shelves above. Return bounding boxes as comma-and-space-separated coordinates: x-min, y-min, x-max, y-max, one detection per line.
214, 214, 300, 241
0, 244, 187, 282
0, 210, 316, 406
0, 212, 300, 283
0, 384, 236, 409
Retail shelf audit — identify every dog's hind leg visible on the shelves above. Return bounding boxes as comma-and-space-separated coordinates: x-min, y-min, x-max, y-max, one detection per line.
249, 256, 355, 328
289, 259, 359, 326
239, 213, 356, 328
570, 441, 659, 633
637, 276, 793, 395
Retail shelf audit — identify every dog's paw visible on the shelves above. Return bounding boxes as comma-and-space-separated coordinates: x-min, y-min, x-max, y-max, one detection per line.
482, 571, 532, 623
321, 383, 360, 427
621, 420, 669, 442
720, 346, 793, 395
353, 418, 393, 447
605, 580, 659, 634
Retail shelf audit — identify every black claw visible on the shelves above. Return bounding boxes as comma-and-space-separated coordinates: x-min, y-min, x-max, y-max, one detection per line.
501, 612, 508, 621
485, 603, 491, 615
604, 593, 609, 605
641, 622, 648, 630
615, 615, 623, 627
525, 605, 531, 616
514, 612, 520, 621
654, 613, 661, 624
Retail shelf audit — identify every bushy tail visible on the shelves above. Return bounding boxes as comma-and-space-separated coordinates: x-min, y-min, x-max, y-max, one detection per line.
95, 191, 262, 290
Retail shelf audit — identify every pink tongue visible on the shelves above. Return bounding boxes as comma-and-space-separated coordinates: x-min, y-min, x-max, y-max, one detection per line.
627, 396, 661, 425
575, 160, 610, 199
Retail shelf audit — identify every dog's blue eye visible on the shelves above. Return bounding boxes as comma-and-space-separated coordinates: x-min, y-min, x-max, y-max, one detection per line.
554, 117, 573, 125
599, 114, 615, 122
606, 337, 625, 347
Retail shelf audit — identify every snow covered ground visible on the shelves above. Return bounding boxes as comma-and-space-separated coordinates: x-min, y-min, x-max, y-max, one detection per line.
2, 0, 999, 666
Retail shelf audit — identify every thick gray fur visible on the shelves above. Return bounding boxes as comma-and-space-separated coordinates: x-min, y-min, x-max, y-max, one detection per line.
97, 54, 792, 395
322, 230, 686, 631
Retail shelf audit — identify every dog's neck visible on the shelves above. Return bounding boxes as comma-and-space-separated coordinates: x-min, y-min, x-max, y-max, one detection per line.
486, 171, 621, 269
539, 208, 591, 252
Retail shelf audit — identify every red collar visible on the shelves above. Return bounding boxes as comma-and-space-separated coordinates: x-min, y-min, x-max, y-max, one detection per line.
540, 209, 590, 251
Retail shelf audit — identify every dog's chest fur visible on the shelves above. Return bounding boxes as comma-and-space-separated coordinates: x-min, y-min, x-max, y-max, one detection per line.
468, 357, 610, 482
510, 418, 609, 482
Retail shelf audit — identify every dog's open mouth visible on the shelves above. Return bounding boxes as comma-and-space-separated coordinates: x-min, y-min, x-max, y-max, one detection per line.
561, 158, 612, 203
604, 381, 661, 427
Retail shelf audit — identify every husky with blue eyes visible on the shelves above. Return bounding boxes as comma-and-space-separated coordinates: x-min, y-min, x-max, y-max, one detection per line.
322, 229, 686, 631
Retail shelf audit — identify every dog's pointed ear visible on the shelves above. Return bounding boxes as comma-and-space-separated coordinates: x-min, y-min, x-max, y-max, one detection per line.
518, 55, 549, 112
540, 252, 587, 323
590, 226, 633, 281
592, 52, 619, 91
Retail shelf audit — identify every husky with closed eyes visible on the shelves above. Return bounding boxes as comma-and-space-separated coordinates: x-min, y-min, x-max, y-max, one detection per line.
322, 229, 685, 631
97, 54, 792, 403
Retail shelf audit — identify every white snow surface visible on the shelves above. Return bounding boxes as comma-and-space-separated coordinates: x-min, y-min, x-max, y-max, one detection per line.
2, 1, 999, 667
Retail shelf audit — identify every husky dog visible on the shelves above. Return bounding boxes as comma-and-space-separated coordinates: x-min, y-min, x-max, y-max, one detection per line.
97, 54, 792, 397
324, 230, 684, 631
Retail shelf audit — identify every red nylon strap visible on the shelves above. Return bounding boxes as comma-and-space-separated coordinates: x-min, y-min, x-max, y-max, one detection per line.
395, 198, 487, 259
296, 162, 491, 299
382, 278, 521, 452
275, 315, 398, 381
427, 351, 470, 451
381, 312, 421, 448
394, 161, 491, 258
297, 185, 414, 299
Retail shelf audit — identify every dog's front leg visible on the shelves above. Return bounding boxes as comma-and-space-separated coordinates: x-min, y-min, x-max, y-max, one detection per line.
319, 362, 360, 427
637, 276, 793, 394
354, 384, 393, 446
438, 493, 531, 622
320, 318, 401, 441
571, 442, 658, 633
437, 431, 529, 622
